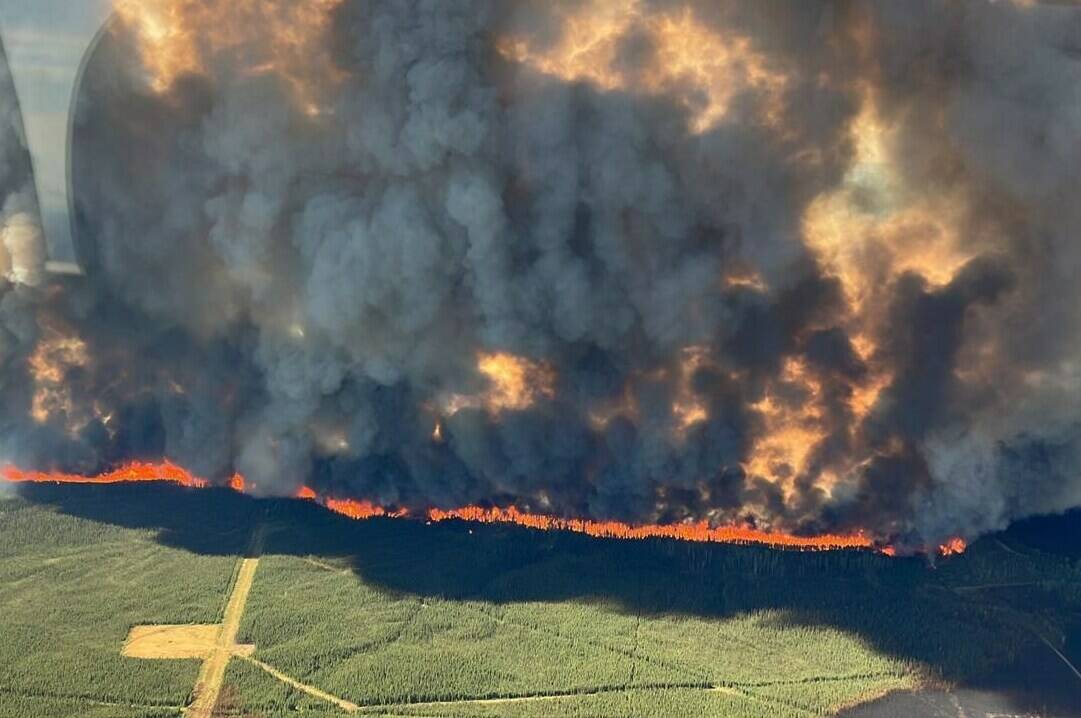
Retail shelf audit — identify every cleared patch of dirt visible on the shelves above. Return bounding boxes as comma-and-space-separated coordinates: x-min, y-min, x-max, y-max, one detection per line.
123, 625, 220, 659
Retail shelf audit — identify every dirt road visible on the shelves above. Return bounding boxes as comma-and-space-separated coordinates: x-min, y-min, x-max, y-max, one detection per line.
186, 538, 261, 718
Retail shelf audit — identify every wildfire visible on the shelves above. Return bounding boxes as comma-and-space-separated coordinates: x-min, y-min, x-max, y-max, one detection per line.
498, 0, 788, 134
424, 505, 875, 552
0, 460, 968, 556
113, 0, 344, 114
938, 537, 967, 556
324, 497, 407, 521
1, 460, 208, 489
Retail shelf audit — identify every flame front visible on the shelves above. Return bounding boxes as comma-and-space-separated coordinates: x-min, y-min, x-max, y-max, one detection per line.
1, 461, 208, 489
0, 462, 969, 556
425, 505, 875, 552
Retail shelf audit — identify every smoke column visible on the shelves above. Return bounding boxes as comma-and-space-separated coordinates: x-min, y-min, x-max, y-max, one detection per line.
3, 0, 1081, 548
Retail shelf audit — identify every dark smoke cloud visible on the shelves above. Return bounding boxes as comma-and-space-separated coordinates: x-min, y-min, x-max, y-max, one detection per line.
3, 0, 1081, 546
1, 33, 47, 494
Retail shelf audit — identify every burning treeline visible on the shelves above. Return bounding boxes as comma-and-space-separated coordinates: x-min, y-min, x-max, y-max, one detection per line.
1, 0, 1080, 553
1, 461, 934, 554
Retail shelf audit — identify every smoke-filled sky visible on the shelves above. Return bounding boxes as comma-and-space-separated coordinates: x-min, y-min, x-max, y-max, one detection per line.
2, 0, 1081, 547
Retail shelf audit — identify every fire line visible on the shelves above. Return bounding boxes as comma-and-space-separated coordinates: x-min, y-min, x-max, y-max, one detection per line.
1, 461, 966, 557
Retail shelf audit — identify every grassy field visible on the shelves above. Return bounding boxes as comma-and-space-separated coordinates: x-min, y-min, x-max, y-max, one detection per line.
1, 483, 1079, 717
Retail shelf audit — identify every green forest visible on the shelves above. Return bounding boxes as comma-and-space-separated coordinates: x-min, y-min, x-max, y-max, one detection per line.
0, 483, 1078, 717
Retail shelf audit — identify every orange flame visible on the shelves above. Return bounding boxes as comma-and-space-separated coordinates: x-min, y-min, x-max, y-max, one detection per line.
1, 461, 208, 489
324, 497, 408, 520
1, 461, 966, 556
424, 505, 874, 552
938, 537, 967, 557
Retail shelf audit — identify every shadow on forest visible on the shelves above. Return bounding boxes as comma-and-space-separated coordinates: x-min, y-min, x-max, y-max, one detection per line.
11, 482, 1081, 715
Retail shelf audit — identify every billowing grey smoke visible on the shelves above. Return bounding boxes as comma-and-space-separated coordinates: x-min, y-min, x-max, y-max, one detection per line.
3, 0, 1081, 547
1, 32, 46, 489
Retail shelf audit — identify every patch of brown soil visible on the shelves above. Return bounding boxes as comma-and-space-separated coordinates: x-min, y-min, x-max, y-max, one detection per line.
122, 624, 220, 659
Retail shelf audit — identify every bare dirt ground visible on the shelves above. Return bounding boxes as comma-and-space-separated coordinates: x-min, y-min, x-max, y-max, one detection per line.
122, 624, 220, 660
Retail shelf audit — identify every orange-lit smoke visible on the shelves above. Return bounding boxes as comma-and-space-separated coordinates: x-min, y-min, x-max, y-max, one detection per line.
441, 352, 556, 417
27, 326, 89, 427
113, 0, 344, 115
802, 88, 976, 311
498, 0, 787, 133
671, 346, 710, 436
743, 357, 829, 497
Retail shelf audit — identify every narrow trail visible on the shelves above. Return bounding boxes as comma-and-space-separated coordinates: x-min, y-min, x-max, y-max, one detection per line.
1035, 632, 1081, 683
952, 581, 1063, 592
242, 656, 360, 713
994, 538, 1027, 559
302, 556, 352, 575
186, 527, 263, 718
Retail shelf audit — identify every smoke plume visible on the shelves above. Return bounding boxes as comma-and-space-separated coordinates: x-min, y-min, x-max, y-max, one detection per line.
3, 0, 1081, 547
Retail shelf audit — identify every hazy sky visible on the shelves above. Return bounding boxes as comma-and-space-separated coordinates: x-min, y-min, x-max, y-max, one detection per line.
0, 0, 113, 262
